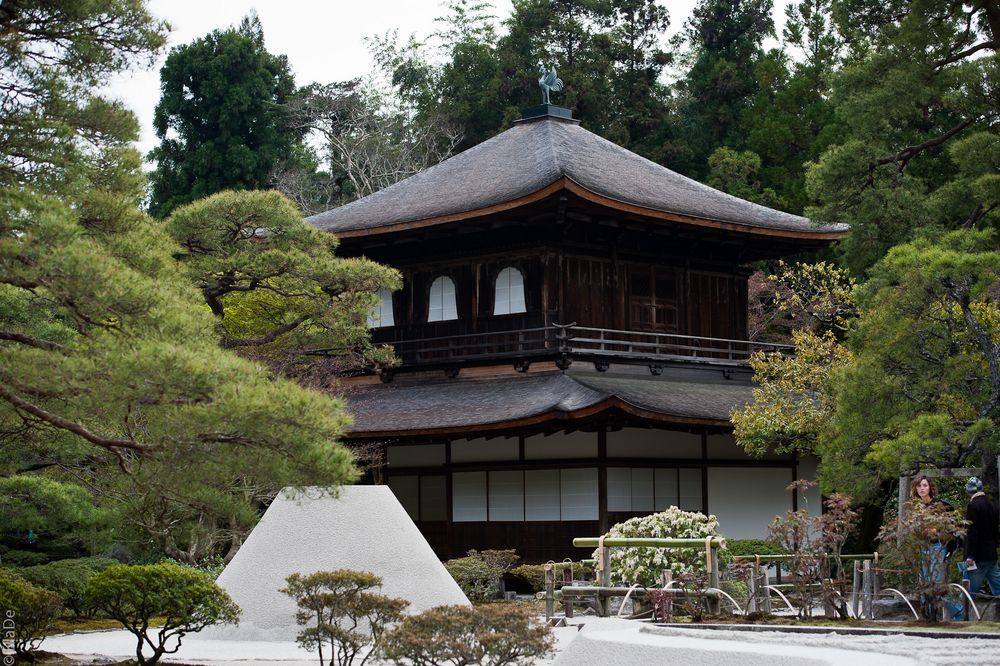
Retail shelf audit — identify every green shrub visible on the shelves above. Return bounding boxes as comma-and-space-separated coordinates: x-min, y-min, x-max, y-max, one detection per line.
444, 550, 518, 602
160, 555, 226, 580
20, 556, 119, 616
379, 603, 554, 666
723, 539, 789, 558
0, 574, 63, 659
281, 569, 408, 666
85, 563, 240, 665
597, 507, 721, 588
510, 561, 595, 592
0, 550, 48, 567
445, 556, 495, 602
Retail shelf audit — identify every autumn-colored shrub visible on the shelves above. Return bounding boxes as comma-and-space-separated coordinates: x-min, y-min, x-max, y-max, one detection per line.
281, 569, 407, 666
379, 603, 553, 666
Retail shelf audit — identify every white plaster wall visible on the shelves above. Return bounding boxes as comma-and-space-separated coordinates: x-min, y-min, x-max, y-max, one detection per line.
796, 455, 822, 515
707, 467, 794, 538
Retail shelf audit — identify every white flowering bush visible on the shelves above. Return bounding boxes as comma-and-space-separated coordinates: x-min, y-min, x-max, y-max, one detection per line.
595, 507, 721, 588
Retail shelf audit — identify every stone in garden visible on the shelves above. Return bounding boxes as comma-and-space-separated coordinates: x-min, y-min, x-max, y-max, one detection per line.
201, 485, 469, 641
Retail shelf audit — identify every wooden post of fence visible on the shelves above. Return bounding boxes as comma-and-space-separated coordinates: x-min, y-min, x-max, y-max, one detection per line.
707, 544, 721, 615
545, 565, 555, 620
759, 564, 772, 613
851, 560, 861, 618
747, 561, 758, 613
660, 570, 673, 622
562, 564, 573, 618
962, 578, 972, 622
861, 560, 873, 619
599, 547, 611, 588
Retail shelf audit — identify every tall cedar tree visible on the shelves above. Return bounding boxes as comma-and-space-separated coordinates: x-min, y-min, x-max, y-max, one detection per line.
147, 14, 300, 217
679, 0, 775, 178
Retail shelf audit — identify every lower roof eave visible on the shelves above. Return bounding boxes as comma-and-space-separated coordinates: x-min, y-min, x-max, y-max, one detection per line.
341, 396, 732, 442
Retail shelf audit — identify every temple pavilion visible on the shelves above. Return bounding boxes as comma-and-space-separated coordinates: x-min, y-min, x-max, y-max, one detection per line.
307, 103, 846, 561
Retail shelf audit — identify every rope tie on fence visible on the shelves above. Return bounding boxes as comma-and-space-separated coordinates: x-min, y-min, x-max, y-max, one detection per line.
704, 535, 714, 573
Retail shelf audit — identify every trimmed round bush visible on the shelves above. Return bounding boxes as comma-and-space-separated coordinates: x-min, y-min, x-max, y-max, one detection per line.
0, 574, 63, 658
20, 556, 119, 616
597, 507, 721, 587
85, 563, 239, 665
380, 603, 553, 666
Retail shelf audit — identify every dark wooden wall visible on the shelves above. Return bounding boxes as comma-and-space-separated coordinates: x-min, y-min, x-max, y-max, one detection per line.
374, 244, 748, 342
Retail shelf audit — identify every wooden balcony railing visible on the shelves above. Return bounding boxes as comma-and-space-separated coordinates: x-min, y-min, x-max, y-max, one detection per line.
381, 323, 792, 368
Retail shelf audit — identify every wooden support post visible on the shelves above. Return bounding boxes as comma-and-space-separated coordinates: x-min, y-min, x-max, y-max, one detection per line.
759, 565, 772, 613
851, 560, 861, 618
747, 563, 757, 614
707, 545, 721, 615
545, 567, 555, 621
660, 570, 673, 622
562, 564, 573, 618
823, 580, 836, 618
600, 546, 611, 588
861, 560, 873, 619
962, 578, 972, 622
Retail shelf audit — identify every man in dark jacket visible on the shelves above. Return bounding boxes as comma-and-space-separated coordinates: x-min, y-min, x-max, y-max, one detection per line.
964, 476, 1000, 596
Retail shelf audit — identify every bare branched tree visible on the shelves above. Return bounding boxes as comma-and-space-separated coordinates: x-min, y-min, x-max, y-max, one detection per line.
276, 77, 462, 213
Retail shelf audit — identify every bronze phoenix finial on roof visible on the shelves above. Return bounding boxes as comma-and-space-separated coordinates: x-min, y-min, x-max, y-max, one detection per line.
537, 63, 563, 105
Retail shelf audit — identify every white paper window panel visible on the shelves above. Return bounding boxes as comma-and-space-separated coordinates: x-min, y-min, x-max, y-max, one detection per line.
452, 471, 487, 522
525, 469, 560, 521
368, 288, 395, 328
606, 429, 702, 459
420, 475, 447, 521
560, 468, 598, 520
488, 470, 524, 521
678, 467, 703, 512
654, 468, 679, 509
428, 276, 458, 322
494, 267, 526, 315
631, 468, 654, 512
706, 433, 793, 462
796, 455, 821, 515
524, 431, 597, 460
387, 475, 419, 521
707, 467, 791, 538
451, 438, 518, 462
607, 467, 631, 511
387, 444, 445, 467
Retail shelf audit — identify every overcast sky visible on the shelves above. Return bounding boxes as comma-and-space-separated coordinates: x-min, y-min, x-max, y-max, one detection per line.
106, 0, 781, 157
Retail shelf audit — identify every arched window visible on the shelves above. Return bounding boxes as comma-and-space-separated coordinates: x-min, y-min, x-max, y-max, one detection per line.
367, 288, 395, 328
493, 267, 526, 315
428, 276, 458, 322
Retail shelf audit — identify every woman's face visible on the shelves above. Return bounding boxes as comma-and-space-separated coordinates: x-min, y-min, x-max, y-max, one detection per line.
916, 478, 932, 500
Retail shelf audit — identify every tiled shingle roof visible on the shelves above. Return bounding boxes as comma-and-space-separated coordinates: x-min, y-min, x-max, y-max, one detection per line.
340, 368, 753, 436
307, 114, 846, 238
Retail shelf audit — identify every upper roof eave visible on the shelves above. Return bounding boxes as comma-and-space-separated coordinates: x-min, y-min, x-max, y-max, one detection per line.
328, 176, 848, 242
307, 116, 848, 242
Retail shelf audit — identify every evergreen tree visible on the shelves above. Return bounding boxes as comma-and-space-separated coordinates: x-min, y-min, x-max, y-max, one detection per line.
808, 0, 1000, 275
678, 0, 775, 178
1, 2, 372, 563
147, 14, 300, 217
